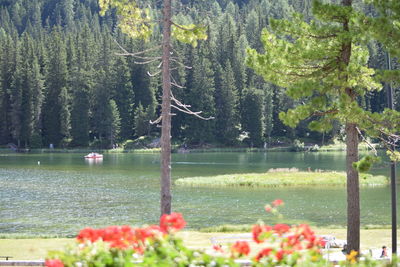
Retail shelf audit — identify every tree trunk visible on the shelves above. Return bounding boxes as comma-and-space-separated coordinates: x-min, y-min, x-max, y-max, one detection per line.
346, 122, 360, 253
160, 0, 172, 216
340, 0, 360, 254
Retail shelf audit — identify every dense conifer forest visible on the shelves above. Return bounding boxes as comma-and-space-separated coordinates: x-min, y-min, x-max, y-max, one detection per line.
0, 0, 397, 149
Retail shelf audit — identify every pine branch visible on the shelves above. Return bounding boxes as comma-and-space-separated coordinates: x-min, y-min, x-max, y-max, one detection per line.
171, 21, 197, 32
312, 109, 339, 116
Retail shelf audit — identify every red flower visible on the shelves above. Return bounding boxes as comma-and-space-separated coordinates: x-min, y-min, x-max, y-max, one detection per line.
264, 204, 272, 213
255, 248, 272, 262
231, 241, 250, 256
76, 227, 101, 243
213, 244, 224, 253
286, 234, 301, 248
273, 224, 290, 235
275, 249, 284, 261
252, 224, 273, 243
160, 212, 186, 232
298, 224, 314, 240
272, 199, 284, 207
45, 259, 64, 267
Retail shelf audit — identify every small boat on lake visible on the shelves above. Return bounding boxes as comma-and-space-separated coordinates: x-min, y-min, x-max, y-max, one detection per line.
84, 152, 103, 159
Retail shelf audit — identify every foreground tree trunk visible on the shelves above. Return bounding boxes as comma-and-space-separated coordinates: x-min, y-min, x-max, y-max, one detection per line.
346, 122, 360, 253
160, 0, 172, 215
341, 0, 360, 254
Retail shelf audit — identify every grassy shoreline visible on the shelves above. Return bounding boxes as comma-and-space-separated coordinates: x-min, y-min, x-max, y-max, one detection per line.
175, 170, 388, 188
0, 141, 381, 154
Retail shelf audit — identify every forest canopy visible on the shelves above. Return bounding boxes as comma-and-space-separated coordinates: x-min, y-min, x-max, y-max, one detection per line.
0, 0, 397, 149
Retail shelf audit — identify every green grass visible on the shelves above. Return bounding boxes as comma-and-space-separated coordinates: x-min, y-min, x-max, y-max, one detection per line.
318, 142, 381, 152
175, 171, 388, 187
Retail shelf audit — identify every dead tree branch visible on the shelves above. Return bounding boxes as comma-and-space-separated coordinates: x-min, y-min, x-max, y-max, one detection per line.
134, 57, 162, 65
147, 70, 162, 77
113, 39, 161, 57
170, 58, 192, 69
356, 127, 377, 155
150, 115, 162, 125
170, 91, 214, 120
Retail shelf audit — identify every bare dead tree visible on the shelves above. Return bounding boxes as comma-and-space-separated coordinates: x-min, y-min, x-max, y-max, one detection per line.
111, 0, 212, 216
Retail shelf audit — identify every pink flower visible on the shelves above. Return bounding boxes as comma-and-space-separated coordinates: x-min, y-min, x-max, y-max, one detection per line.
213, 244, 224, 253
264, 204, 272, 212
45, 259, 64, 267
272, 199, 284, 207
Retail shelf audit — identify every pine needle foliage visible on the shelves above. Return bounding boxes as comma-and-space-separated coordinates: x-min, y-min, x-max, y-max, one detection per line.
246, 0, 400, 253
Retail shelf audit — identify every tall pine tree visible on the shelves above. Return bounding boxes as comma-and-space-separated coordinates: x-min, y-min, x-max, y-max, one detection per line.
42, 29, 70, 147
247, 0, 400, 252
215, 61, 238, 145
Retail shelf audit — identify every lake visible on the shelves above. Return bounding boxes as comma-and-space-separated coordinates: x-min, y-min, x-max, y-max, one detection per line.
0, 151, 398, 236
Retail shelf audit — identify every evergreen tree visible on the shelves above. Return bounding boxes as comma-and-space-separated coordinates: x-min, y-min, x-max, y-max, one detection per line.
9, 38, 22, 146
170, 29, 189, 140
245, 10, 261, 50
61, 0, 74, 28
263, 83, 274, 142
10, 33, 43, 147
184, 46, 215, 144
233, 34, 247, 104
42, 29, 70, 147
91, 33, 115, 146
91, 69, 112, 144
0, 32, 17, 145
133, 103, 146, 137
367, 1, 400, 58
216, 12, 237, 67
215, 61, 238, 145
241, 87, 264, 147
109, 99, 121, 146
111, 56, 134, 140
247, 0, 400, 252
70, 71, 91, 147
68, 24, 97, 147
127, 40, 157, 111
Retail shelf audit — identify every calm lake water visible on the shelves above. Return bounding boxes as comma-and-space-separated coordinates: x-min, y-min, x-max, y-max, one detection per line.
0, 151, 398, 236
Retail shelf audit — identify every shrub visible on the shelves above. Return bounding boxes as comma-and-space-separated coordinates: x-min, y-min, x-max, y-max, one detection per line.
46, 201, 392, 267
309, 144, 320, 152
290, 139, 305, 152
46, 213, 235, 267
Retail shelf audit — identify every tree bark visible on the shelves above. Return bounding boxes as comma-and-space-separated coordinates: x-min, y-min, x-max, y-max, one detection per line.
346, 122, 360, 253
160, 0, 172, 216
340, 0, 360, 254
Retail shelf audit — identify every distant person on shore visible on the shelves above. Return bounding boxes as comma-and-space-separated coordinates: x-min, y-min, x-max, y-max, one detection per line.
342, 244, 347, 254
381, 246, 388, 258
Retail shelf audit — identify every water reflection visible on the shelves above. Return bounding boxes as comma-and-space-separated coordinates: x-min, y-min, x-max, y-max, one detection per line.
0, 151, 398, 236
85, 158, 103, 165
